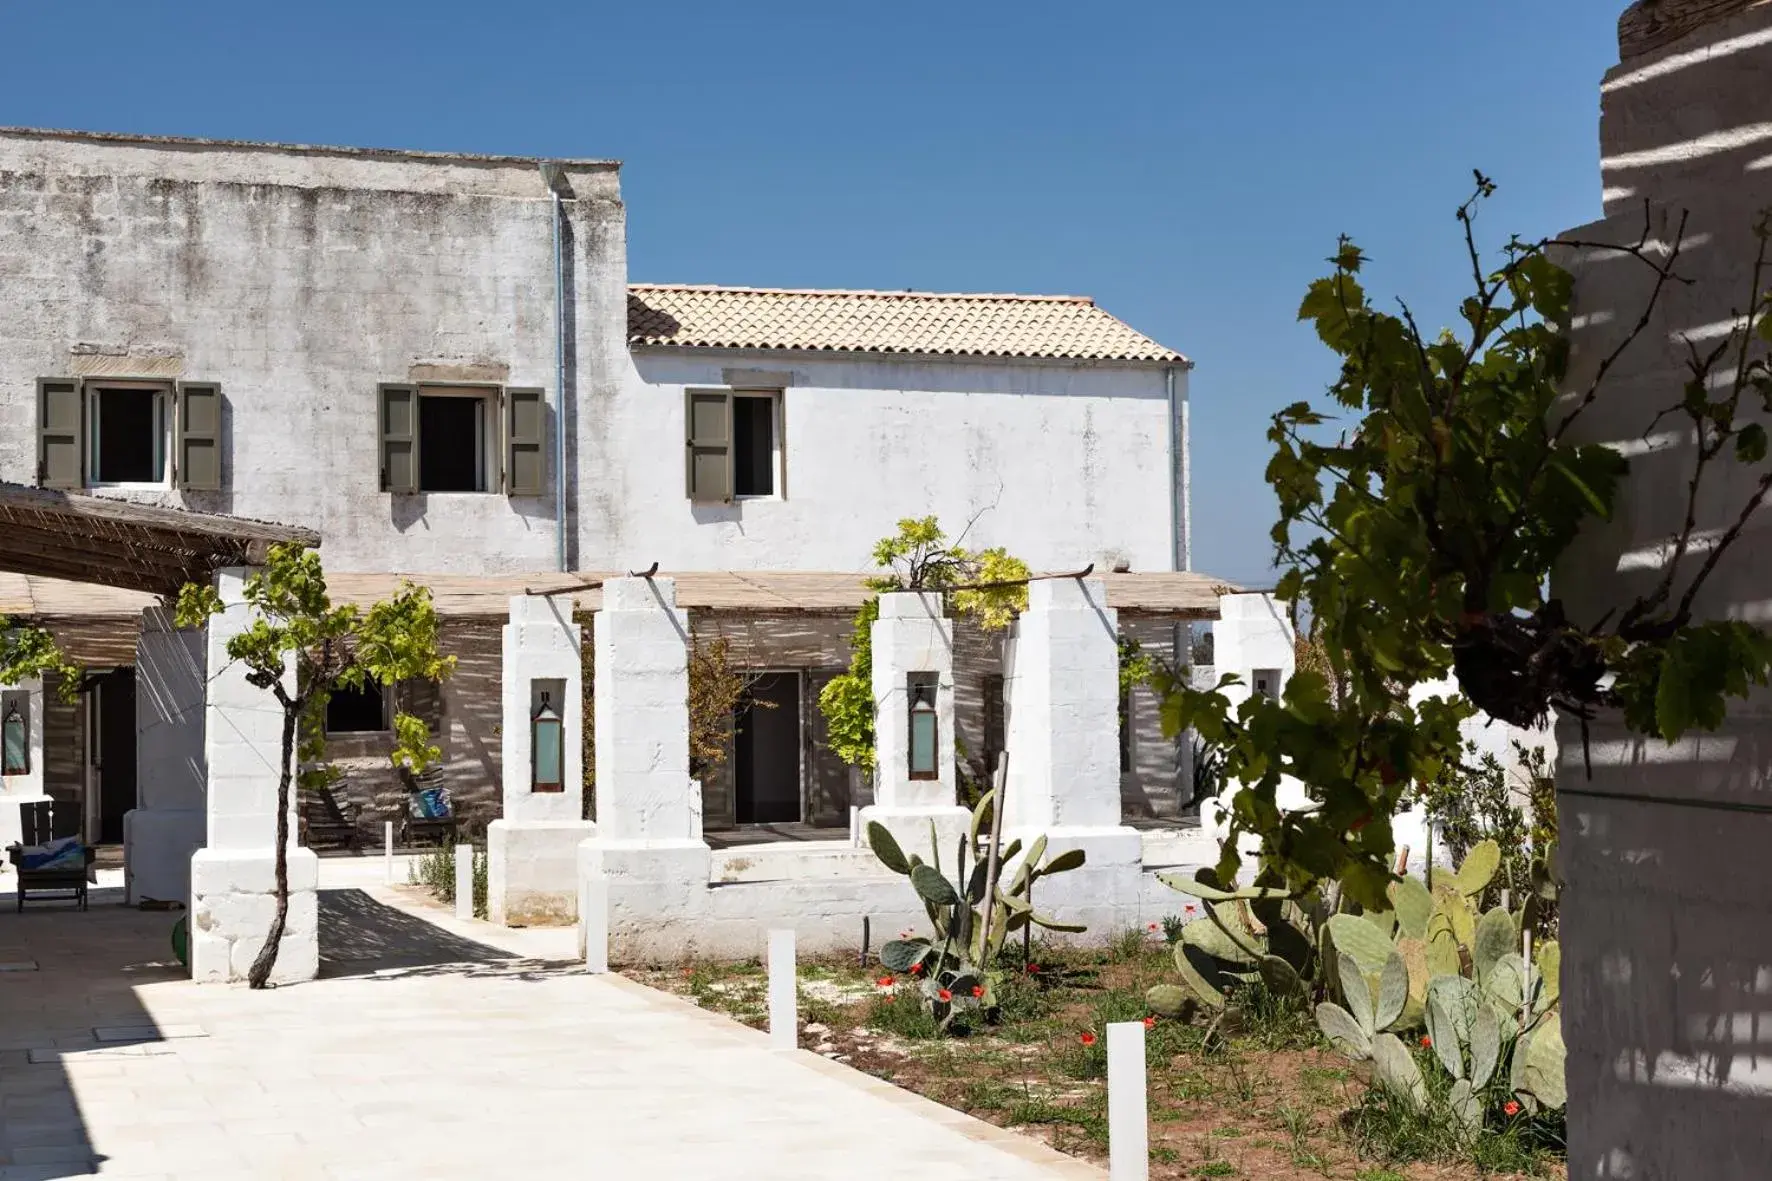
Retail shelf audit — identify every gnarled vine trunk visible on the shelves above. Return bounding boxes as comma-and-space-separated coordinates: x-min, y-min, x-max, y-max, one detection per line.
247, 701, 299, 989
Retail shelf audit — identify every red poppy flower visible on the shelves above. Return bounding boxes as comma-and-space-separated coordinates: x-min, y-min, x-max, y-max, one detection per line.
971, 985, 985, 998
1504, 1100, 1521, 1117
1143, 1016, 1157, 1029
910, 962, 923, 975
1148, 922, 1160, 931
1027, 963, 1040, 974
876, 975, 894, 988
1183, 904, 1197, 915
937, 988, 953, 1002
1079, 1032, 1097, 1046
1420, 1035, 1432, 1048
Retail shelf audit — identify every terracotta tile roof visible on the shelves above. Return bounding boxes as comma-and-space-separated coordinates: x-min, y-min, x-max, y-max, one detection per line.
628, 285, 1188, 364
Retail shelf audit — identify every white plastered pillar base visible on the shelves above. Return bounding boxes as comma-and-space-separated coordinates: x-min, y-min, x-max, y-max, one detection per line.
189, 847, 319, 984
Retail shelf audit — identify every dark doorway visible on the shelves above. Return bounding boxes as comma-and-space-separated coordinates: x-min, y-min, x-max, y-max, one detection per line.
734, 673, 801, 824
94, 669, 137, 844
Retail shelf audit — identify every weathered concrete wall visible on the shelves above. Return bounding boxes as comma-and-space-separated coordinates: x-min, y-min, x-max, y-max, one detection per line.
627, 350, 1188, 574
1557, 6, 1772, 1176
0, 129, 623, 573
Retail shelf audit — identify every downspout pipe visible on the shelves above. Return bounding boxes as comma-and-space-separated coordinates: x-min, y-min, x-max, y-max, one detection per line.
540, 162, 569, 573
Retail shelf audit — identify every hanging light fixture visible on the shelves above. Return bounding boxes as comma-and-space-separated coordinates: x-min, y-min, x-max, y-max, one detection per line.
1, 701, 25, 776
532, 690, 563, 792
907, 673, 939, 780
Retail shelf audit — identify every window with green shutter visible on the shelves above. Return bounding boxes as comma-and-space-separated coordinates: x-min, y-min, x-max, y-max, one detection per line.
176, 382, 224, 492
685, 388, 733, 503
379, 384, 418, 494
36, 378, 83, 490
505, 387, 546, 496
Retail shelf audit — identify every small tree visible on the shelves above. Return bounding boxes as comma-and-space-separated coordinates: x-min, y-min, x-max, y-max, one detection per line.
0, 615, 80, 700
818, 516, 1028, 772
176, 544, 454, 988
1156, 178, 1772, 905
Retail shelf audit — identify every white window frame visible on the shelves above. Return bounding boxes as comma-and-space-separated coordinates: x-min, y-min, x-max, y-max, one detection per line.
86, 380, 173, 491
731, 389, 784, 500
416, 384, 497, 495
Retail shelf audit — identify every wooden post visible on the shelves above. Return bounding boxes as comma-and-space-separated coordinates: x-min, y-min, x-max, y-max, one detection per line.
768, 928, 796, 1051
454, 845, 473, 920
1108, 1020, 1148, 1180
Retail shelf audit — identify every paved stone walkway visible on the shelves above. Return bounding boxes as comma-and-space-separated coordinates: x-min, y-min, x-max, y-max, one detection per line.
0, 862, 1101, 1179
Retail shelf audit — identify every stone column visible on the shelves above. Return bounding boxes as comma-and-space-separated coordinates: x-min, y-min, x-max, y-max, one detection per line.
0, 677, 51, 856
858, 591, 971, 863
1000, 577, 1143, 928
577, 577, 709, 958
188, 568, 317, 985
123, 606, 207, 905
488, 594, 593, 925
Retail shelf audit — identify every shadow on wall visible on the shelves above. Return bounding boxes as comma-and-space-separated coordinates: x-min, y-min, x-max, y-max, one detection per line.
1555, 13, 1772, 1170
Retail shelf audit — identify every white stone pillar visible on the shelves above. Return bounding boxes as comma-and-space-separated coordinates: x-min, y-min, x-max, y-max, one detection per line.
124, 606, 208, 906
488, 594, 593, 926
576, 577, 710, 959
858, 592, 971, 864
1001, 577, 1143, 929
188, 568, 317, 985
0, 677, 51, 857
1201, 592, 1301, 854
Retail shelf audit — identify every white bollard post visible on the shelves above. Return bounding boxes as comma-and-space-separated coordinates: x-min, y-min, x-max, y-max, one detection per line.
768, 929, 797, 1050
581, 875, 610, 973
1107, 1020, 1148, 1181
384, 821, 394, 883
454, 844, 474, 921
849, 805, 860, 847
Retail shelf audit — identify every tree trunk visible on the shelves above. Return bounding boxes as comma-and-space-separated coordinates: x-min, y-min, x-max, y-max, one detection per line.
247, 702, 299, 989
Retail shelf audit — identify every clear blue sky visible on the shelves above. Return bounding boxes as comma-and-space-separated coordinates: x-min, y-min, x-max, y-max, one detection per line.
1, 1, 1624, 585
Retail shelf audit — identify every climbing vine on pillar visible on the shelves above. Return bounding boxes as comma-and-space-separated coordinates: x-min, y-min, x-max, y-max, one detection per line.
1157, 177, 1772, 906
818, 516, 1029, 773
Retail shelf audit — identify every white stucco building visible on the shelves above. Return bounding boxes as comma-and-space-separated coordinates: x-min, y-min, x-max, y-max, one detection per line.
0, 125, 1218, 917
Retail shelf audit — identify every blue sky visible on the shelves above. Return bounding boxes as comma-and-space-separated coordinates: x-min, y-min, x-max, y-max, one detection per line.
1, 1, 1624, 585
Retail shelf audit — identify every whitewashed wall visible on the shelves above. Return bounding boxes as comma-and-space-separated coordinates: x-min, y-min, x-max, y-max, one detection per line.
622, 351, 1188, 574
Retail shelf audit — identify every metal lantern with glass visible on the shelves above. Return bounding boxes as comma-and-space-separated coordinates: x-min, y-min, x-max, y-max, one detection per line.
907, 672, 939, 780
531, 690, 564, 792
1, 700, 25, 775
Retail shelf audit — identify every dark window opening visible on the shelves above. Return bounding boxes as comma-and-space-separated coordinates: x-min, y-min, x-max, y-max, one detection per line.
982, 674, 1005, 776
418, 395, 486, 492
92, 387, 165, 484
733, 395, 775, 497
1119, 684, 1133, 773
326, 683, 387, 734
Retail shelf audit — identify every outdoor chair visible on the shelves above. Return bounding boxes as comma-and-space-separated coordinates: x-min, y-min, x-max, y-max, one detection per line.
297, 783, 362, 852
6, 801, 95, 911
401, 774, 455, 848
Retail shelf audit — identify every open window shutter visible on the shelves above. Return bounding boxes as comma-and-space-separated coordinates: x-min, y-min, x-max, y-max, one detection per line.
36, 378, 82, 490
175, 382, 223, 491
684, 389, 733, 503
379, 384, 418, 493
505, 387, 546, 497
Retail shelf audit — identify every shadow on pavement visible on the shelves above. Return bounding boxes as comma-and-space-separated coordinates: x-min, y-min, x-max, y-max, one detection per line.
318, 888, 580, 982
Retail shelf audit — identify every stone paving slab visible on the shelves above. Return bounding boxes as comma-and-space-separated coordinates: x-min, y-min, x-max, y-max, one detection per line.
0, 866, 1101, 1179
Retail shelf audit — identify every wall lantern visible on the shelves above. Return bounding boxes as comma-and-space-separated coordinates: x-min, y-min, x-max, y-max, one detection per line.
532, 690, 564, 792
1, 701, 25, 776
907, 672, 939, 780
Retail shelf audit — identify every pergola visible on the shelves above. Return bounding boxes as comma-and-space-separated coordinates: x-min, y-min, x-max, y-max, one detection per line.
0, 482, 319, 599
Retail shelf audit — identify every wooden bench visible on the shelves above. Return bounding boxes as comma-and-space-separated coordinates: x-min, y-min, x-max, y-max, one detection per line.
297, 784, 361, 852
6, 801, 95, 912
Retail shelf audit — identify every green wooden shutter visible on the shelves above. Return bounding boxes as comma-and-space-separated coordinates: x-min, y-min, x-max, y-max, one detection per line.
379, 384, 418, 493
505, 387, 546, 497
37, 378, 83, 490
175, 382, 223, 491
685, 389, 733, 503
